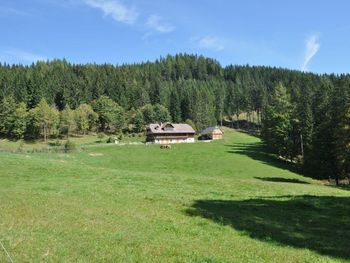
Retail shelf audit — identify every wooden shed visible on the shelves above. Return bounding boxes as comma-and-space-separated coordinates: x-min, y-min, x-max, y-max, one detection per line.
200, 126, 223, 140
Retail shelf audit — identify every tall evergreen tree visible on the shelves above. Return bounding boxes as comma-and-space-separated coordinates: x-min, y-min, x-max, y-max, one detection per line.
0, 96, 16, 136
262, 83, 293, 158
134, 110, 145, 133
153, 104, 171, 123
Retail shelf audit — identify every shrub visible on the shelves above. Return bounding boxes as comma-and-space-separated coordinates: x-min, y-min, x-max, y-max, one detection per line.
107, 135, 117, 143
19, 140, 25, 148
17, 140, 25, 153
97, 132, 105, 142
64, 140, 76, 152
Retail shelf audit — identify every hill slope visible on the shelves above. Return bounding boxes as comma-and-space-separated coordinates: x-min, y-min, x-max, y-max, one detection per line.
0, 129, 349, 262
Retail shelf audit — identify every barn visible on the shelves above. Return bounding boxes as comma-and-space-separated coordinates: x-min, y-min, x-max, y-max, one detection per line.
200, 126, 223, 140
146, 123, 196, 144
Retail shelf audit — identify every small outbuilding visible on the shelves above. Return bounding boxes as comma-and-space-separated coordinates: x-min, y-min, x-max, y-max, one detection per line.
200, 126, 223, 140
146, 123, 196, 144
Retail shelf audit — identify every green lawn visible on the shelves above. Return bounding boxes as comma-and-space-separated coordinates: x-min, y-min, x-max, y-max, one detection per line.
0, 129, 349, 262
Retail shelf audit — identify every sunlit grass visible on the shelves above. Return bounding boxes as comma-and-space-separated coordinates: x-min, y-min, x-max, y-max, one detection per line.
0, 129, 349, 262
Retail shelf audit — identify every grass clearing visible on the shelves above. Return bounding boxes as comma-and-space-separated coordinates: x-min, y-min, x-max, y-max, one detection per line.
0, 129, 349, 262
0, 133, 145, 152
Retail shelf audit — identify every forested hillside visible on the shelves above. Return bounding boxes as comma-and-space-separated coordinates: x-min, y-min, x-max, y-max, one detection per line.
1, 53, 350, 183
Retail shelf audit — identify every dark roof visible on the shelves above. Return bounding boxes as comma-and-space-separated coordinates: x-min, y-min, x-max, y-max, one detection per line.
200, 126, 223, 135
148, 123, 195, 134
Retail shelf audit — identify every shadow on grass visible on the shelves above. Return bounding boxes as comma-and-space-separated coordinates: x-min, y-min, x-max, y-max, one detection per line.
186, 195, 350, 260
255, 177, 310, 184
226, 142, 301, 175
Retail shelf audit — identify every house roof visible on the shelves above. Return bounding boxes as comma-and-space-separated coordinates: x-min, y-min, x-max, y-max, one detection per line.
200, 126, 223, 135
148, 123, 195, 134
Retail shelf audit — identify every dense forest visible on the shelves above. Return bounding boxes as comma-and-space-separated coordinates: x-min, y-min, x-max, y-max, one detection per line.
1, 53, 350, 183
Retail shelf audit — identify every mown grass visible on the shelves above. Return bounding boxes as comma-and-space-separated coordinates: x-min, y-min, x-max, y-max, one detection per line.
0, 129, 349, 262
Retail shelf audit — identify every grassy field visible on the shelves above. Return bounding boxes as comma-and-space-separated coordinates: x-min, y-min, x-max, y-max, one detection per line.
0, 129, 349, 262
0, 133, 145, 152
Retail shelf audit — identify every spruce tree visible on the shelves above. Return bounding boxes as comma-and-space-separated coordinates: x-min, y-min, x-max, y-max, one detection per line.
134, 110, 145, 133
262, 83, 293, 158
0, 96, 16, 136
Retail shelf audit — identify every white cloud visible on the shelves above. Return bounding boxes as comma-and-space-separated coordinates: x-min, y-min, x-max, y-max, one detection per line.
301, 35, 320, 71
83, 0, 138, 25
146, 15, 174, 33
194, 36, 225, 51
0, 48, 47, 64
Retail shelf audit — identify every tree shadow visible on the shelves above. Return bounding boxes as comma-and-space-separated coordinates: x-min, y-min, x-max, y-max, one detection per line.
226, 142, 302, 175
186, 195, 350, 260
254, 177, 310, 184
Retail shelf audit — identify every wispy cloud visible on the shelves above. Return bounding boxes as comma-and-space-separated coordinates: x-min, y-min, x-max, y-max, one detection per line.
83, 0, 138, 25
301, 35, 320, 71
193, 36, 225, 51
0, 48, 47, 64
146, 15, 174, 33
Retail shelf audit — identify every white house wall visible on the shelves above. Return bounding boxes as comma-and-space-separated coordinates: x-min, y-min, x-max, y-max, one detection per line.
154, 137, 194, 144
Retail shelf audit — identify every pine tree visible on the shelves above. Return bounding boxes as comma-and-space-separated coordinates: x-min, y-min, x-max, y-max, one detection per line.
333, 100, 350, 184
113, 105, 125, 133
262, 83, 293, 158
0, 96, 16, 136
134, 110, 145, 133
141, 104, 155, 124
169, 89, 181, 122
153, 104, 171, 123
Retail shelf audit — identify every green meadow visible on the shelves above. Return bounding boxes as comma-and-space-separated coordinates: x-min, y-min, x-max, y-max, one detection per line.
0, 129, 349, 262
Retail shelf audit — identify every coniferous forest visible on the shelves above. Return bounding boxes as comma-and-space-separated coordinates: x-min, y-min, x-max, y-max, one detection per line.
1, 53, 350, 183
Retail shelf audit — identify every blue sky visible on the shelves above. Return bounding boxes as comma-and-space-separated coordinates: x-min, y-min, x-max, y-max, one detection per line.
1, 0, 350, 73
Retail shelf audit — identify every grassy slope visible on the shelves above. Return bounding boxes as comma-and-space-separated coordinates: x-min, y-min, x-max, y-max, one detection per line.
0, 129, 349, 262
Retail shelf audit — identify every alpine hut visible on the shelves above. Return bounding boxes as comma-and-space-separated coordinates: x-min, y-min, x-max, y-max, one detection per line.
146, 123, 196, 144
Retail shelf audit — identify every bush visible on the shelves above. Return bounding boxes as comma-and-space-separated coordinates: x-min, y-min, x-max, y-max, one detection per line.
107, 135, 117, 143
64, 140, 76, 152
17, 140, 25, 153
97, 132, 105, 142
19, 140, 25, 148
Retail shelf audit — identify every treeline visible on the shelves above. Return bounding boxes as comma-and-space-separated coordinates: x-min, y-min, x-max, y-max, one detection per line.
1, 53, 350, 183
0, 95, 175, 141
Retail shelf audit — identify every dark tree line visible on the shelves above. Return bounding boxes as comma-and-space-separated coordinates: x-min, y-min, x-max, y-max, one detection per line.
1, 53, 350, 183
